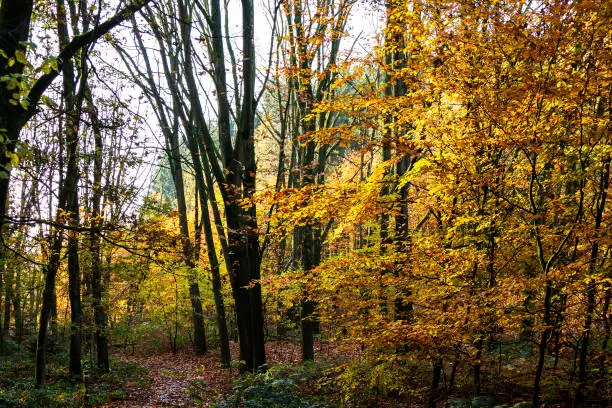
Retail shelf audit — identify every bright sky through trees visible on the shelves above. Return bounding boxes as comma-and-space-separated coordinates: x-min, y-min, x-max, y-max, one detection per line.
0, 0, 609, 406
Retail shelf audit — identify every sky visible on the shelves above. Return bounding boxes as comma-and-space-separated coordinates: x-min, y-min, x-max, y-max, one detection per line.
15, 0, 386, 222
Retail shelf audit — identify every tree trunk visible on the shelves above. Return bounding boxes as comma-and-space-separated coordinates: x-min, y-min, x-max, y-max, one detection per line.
2, 269, 12, 338
532, 280, 553, 408
0, 0, 34, 230
428, 358, 443, 408
576, 156, 608, 404
57, 0, 83, 379
87, 90, 109, 373
36, 229, 64, 386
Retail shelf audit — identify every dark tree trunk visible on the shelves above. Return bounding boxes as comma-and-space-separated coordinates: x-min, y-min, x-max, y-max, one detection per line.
0, 0, 34, 229
532, 281, 553, 408
428, 358, 443, 408
87, 91, 109, 373
36, 229, 64, 386
168, 123, 207, 355
176, 1, 230, 367
2, 269, 11, 338
576, 156, 608, 404
473, 337, 483, 397
208, 0, 266, 371
57, 0, 83, 379
12, 268, 22, 345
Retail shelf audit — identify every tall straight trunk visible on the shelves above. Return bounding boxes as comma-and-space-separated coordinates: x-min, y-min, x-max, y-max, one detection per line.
67, 190, 82, 378
12, 261, 22, 345
36, 102, 69, 387
380, 68, 392, 317
202, 198, 231, 367
65, 126, 83, 378
87, 90, 109, 372
238, 0, 266, 370
600, 287, 610, 379
2, 269, 11, 338
0, 237, 4, 352
131, 6, 208, 355
576, 156, 609, 404
36, 227, 65, 386
532, 280, 553, 408
57, 0, 83, 379
191, 0, 265, 371
391, 6, 412, 322
393, 155, 412, 321
428, 358, 443, 408
168, 125, 207, 355
300, 140, 317, 361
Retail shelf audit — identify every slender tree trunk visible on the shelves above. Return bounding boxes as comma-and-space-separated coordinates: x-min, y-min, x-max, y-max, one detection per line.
36, 229, 64, 386
203, 205, 231, 367
600, 286, 610, 380
57, 0, 83, 379
576, 156, 608, 404
0, 237, 4, 352
473, 337, 483, 397
2, 269, 11, 338
134, 4, 208, 355
532, 280, 553, 408
428, 358, 443, 408
87, 91, 109, 372
13, 265, 22, 345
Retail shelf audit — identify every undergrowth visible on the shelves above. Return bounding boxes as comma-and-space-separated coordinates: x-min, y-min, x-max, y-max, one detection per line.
0, 351, 149, 407
209, 363, 333, 408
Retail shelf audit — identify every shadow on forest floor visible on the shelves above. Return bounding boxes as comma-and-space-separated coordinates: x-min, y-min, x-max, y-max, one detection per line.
104, 340, 360, 407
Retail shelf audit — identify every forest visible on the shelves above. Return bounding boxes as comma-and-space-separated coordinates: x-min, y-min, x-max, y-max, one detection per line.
0, 0, 610, 407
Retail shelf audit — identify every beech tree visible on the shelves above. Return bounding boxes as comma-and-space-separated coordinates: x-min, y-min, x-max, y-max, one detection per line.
1, 0, 610, 406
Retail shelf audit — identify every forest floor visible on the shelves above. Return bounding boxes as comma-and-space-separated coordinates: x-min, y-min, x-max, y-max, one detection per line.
105, 341, 358, 407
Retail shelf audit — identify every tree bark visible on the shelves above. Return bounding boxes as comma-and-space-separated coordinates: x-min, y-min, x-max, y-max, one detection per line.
86, 89, 109, 372
576, 156, 609, 404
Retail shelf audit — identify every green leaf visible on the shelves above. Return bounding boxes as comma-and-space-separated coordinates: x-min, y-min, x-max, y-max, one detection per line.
49, 58, 59, 72
15, 50, 27, 65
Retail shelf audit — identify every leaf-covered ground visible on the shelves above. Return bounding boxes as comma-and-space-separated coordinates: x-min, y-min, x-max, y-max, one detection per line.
105, 341, 358, 407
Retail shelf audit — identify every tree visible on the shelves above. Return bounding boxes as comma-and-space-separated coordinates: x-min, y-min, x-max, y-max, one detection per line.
2, 0, 152, 385
0, 0, 150, 231
267, 0, 611, 404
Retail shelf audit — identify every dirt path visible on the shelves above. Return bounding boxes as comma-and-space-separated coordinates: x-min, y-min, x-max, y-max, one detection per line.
104, 341, 349, 407
106, 347, 237, 407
